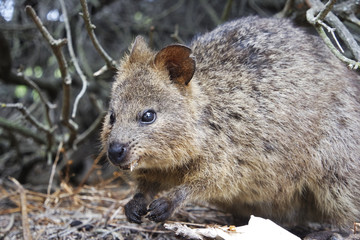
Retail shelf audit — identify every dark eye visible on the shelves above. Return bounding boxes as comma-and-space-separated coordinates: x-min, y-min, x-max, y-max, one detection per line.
109, 111, 116, 125
140, 109, 156, 124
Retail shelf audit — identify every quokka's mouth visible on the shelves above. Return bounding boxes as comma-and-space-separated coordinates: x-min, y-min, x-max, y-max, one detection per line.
118, 157, 140, 172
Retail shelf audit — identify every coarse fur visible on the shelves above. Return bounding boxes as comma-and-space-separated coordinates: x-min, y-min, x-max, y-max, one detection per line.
101, 16, 360, 226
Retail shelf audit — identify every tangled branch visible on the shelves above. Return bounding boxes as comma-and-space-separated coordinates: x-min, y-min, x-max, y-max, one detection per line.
306, 0, 360, 69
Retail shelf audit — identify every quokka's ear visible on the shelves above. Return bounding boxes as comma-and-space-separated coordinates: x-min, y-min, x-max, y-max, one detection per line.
154, 45, 196, 85
129, 36, 151, 63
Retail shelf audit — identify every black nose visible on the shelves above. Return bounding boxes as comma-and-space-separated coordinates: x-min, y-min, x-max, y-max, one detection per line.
108, 142, 128, 165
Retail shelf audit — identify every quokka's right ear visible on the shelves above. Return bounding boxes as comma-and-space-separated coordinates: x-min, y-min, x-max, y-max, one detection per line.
154, 44, 196, 86
129, 36, 151, 63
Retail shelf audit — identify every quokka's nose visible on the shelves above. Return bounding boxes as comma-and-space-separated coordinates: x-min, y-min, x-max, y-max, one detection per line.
108, 142, 128, 165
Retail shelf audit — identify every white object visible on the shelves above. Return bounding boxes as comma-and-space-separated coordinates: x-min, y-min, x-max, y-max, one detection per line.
164, 215, 301, 240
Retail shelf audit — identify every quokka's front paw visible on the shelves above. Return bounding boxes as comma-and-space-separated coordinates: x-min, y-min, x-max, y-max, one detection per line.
124, 193, 148, 224
146, 197, 174, 222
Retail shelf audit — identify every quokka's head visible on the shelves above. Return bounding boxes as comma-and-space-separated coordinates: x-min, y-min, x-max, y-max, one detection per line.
101, 36, 200, 171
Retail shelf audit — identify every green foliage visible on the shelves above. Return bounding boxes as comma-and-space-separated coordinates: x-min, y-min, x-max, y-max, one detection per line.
34, 66, 43, 78
14, 85, 27, 98
24, 66, 43, 78
24, 67, 33, 77
54, 68, 61, 78
31, 90, 40, 102
133, 11, 152, 27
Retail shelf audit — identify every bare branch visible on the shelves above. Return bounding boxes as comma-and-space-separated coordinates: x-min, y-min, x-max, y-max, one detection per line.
307, 5, 360, 69
74, 95, 105, 147
19, 73, 56, 126
79, 0, 118, 70
9, 177, 32, 240
154, 0, 185, 20
313, 0, 337, 23
20, 73, 56, 152
0, 117, 46, 145
200, 0, 221, 25
317, 19, 345, 53
221, 0, 233, 23
24, 6, 69, 80
75, 112, 106, 147
0, 72, 60, 97
25, 5, 78, 147
0, 103, 52, 134
171, 25, 185, 44
332, 0, 360, 25
45, 141, 63, 206
75, 148, 106, 193
307, 0, 360, 62
276, 0, 295, 18
59, 0, 88, 119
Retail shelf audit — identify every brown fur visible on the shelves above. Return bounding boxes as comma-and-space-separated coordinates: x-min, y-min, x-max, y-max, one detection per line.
101, 16, 360, 226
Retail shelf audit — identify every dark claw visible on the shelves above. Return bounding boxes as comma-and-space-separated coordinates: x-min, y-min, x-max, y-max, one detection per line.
146, 197, 173, 222
124, 193, 148, 224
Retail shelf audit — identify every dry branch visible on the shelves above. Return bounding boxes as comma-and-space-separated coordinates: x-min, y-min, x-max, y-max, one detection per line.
45, 141, 64, 206
59, 0, 89, 120
25, 5, 79, 148
9, 177, 32, 240
0, 116, 46, 144
221, 0, 233, 23
200, 0, 221, 25
79, 0, 118, 71
306, 0, 360, 68
75, 148, 106, 192
19, 73, 56, 124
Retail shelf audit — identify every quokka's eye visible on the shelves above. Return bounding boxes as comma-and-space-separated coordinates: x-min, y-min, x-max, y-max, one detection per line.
109, 111, 116, 125
140, 109, 156, 124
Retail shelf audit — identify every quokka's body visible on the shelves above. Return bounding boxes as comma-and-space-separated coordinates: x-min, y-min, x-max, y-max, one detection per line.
102, 16, 360, 226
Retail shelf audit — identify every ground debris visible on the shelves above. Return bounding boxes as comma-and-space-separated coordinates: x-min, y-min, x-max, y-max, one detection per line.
0, 176, 359, 239
0, 176, 232, 239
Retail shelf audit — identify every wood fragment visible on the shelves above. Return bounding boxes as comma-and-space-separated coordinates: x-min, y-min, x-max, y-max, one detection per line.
9, 177, 32, 240
45, 141, 63, 207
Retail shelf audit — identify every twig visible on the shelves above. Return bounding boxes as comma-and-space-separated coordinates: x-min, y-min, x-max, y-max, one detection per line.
111, 225, 171, 234
74, 95, 105, 147
307, 0, 360, 61
45, 141, 64, 206
75, 148, 106, 193
59, 0, 88, 119
149, 26, 155, 49
332, 0, 360, 26
1, 71, 60, 97
20, 74, 55, 154
354, 222, 360, 234
276, 0, 295, 18
200, 0, 221, 25
9, 177, 33, 240
154, 0, 185, 21
313, 0, 337, 23
249, 0, 268, 17
0, 214, 14, 233
18, 73, 56, 123
310, 12, 360, 69
79, 0, 117, 70
75, 111, 106, 147
306, 1, 360, 69
0, 116, 46, 144
25, 5, 78, 148
0, 103, 52, 134
317, 19, 345, 53
170, 25, 185, 44
221, 0, 233, 23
